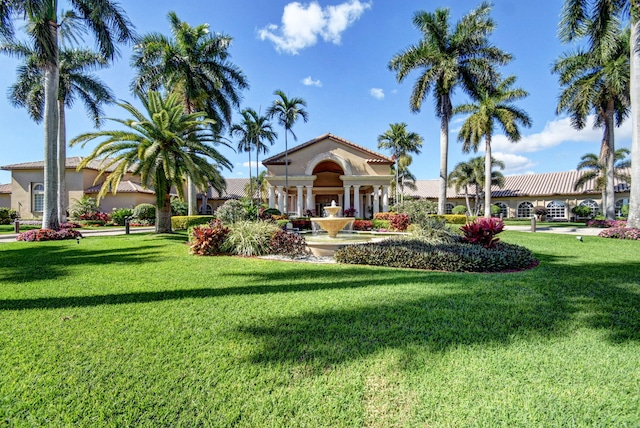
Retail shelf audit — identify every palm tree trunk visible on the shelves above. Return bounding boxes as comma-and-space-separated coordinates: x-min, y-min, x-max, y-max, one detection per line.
284, 130, 289, 216
438, 109, 449, 215
628, 15, 640, 228
464, 185, 472, 216
484, 135, 492, 218
604, 102, 616, 220
42, 45, 59, 230
57, 99, 67, 225
248, 149, 253, 201
156, 192, 173, 233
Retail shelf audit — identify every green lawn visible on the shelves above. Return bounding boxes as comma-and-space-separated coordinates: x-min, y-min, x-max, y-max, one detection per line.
0, 224, 40, 234
1, 232, 639, 426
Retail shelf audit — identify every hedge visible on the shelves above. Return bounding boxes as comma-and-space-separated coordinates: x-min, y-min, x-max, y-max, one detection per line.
171, 215, 215, 230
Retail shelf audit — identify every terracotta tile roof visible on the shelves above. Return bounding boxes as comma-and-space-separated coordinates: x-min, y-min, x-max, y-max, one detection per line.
0, 183, 11, 194
263, 133, 394, 165
1, 156, 136, 173
84, 180, 154, 194
198, 178, 249, 199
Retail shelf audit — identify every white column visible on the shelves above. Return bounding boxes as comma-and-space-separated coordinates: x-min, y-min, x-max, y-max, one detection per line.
382, 185, 389, 212
296, 186, 304, 216
276, 186, 284, 213
306, 186, 313, 215
268, 185, 275, 209
373, 185, 380, 215
343, 185, 351, 213
353, 185, 361, 218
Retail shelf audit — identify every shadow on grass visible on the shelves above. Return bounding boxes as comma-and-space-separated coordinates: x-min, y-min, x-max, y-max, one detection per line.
0, 240, 165, 283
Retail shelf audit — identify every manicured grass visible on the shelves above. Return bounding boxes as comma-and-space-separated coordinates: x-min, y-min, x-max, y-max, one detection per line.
0, 224, 40, 234
0, 232, 639, 426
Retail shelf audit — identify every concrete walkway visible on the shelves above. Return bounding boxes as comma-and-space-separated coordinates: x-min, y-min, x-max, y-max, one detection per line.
0, 226, 155, 243
504, 224, 603, 236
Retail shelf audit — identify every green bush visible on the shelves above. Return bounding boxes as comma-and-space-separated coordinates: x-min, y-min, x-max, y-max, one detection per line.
111, 208, 133, 226
0, 207, 19, 225
394, 199, 437, 228
490, 204, 502, 216
172, 215, 215, 230
430, 214, 469, 224
133, 203, 156, 222
171, 197, 188, 216
452, 205, 467, 215
372, 219, 390, 230
69, 196, 99, 219
222, 221, 279, 257
408, 217, 462, 244
216, 199, 246, 224
621, 204, 629, 217
335, 238, 537, 272
275, 219, 290, 229
572, 205, 592, 218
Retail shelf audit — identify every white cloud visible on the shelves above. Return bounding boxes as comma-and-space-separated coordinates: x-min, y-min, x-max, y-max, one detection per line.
302, 76, 322, 87
258, 0, 372, 54
491, 115, 632, 154
370, 88, 384, 100
242, 161, 267, 170
492, 152, 537, 175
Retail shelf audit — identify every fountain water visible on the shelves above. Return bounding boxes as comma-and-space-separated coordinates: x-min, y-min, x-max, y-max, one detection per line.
310, 200, 354, 238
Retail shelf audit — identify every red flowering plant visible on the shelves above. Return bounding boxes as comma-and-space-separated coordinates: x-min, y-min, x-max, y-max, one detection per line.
460, 217, 504, 249
343, 207, 357, 217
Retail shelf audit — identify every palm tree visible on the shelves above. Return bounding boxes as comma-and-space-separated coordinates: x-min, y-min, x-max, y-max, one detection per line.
5, 45, 114, 224
231, 109, 256, 203
559, 0, 640, 227
249, 111, 277, 202
266, 90, 308, 214
574, 148, 631, 211
131, 11, 248, 215
454, 75, 531, 217
0, 1, 134, 230
244, 171, 270, 203
70, 91, 232, 233
388, 2, 511, 215
377, 123, 423, 203
448, 156, 505, 215
553, 24, 630, 220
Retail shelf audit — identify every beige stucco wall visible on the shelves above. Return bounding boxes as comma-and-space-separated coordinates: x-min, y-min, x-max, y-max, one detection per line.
0, 193, 10, 208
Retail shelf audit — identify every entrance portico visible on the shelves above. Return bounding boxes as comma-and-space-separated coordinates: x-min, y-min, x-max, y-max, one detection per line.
262, 133, 394, 218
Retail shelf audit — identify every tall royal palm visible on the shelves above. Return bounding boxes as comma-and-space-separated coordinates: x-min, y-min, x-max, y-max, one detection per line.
131, 11, 248, 215
554, 24, 629, 220
70, 91, 232, 233
6, 45, 114, 224
388, 2, 511, 215
266, 90, 308, 214
559, 0, 640, 227
455, 75, 531, 217
377, 123, 423, 203
448, 156, 505, 215
574, 148, 631, 211
0, 0, 133, 230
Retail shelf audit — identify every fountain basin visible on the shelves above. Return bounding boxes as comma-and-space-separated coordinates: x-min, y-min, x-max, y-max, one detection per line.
310, 217, 355, 238
303, 232, 386, 257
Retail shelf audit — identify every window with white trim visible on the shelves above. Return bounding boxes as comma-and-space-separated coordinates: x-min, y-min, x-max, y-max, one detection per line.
546, 200, 566, 219
517, 201, 533, 218
445, 203, 454, 214
578, 199, 599, 218
495, 202, 508, 218
32, 183, 44, 212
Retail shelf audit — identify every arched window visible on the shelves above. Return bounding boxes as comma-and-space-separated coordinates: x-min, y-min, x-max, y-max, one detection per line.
517, 201, 533, 218
615, 198, 629, 217
546, 200, 566, 219
445, 203, 454, 214
578, 199, 599, 218
205, 204, 213, 215
495, 202, 508, 218
32, 183, 44, 212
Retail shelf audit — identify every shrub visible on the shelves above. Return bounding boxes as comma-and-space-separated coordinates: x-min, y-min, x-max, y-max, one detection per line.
260, 207, 281, 220
171, 197, 188, 216
111, 208, 133, 226
16, 228, 83, 242
78, 211, 111, 223
373, 212, 396, 220
598, 227, 640, 240
587, 219, 626, 228
430, 214, 470, 224
172, 215, 215, 230
353, 220, 373, 231
69, 196, 99, 219
291, 218, 312, 230
215, 199, 246, 224
571, 205, 592, 218
408, 217, 461, 244
189, 219, 230, 256
270, 229, 309, 257
222, 221, 279, 256
394, 199, 437, 228
335, 238, 537, 272
621, 204, 629, 217
490, 204, 502, 216
460, 217, 505, 249
60, 222, 82, 229
0, 207, 19, 225
276, 219, 290, 229
372, 219, 390, 230
534, 206, 547, 219
343, 207, 357, 217
133, 203, 156, 222
389, 213, 410, 231
452, 205, 468, 215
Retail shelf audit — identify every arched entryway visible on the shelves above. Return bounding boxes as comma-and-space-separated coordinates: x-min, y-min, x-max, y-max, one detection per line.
312, 160, 344, 215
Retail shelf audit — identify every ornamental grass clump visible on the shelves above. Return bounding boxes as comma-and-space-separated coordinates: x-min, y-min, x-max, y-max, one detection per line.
334, 238, 536, 272
222, 221, 279, 257
461, 217, 504, 249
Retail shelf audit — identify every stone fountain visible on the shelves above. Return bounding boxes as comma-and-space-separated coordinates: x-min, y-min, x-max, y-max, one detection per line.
310, 200, 354, 238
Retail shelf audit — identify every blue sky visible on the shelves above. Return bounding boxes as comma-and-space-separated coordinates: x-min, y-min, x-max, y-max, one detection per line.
0, 0, 631, 184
